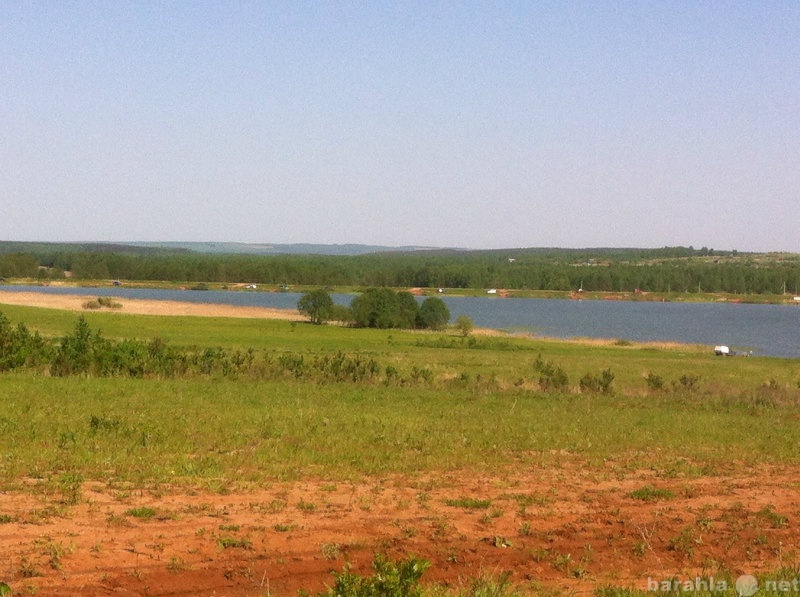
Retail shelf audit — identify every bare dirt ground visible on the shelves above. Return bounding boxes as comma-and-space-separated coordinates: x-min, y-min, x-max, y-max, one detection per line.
2, 464, 799, 596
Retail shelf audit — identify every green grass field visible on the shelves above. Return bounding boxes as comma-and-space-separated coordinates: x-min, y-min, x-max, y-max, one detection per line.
1, 303, 798, 489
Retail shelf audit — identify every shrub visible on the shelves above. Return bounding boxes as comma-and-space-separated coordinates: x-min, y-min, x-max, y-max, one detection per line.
50, 316, 99, 376
579, 369, 615, 394
97, 296, 122, 309
58, 472, 83, 505
533, 354, 569, 391
455, 315, 474, 337
313, 352, 380, 382
0, 312, 50, 371
645, 372, 664, 391
676, 373, 701, 392
278, 353, 307, 378
217, 536, 252, 550
410, 366, 433, 384
317, 554, 430, 597
96, 339, 149, 377
464, 572, 522, 597
83, 297, 122, 310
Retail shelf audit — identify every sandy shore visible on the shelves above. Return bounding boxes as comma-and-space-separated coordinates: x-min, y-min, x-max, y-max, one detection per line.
0, 290, 303, 320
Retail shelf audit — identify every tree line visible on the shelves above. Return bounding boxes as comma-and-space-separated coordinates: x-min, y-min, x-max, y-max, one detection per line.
2, 246, 799, 295
298, 288, 451, 329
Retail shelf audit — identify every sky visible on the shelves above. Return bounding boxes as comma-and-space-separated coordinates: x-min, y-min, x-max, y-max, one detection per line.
1, 2, 798, 252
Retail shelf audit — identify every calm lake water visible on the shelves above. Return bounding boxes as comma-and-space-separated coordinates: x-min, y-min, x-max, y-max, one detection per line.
2, 285, 798, 358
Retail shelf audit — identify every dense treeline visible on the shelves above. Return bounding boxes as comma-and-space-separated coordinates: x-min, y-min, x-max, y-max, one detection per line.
1, 245, 799, 295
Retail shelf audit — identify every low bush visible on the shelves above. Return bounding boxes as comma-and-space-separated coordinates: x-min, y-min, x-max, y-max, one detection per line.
533, 354, 569, 391
645, 372, 664, 391
82, 296, 122, 310
317, 554, 430, 597
675, 373, 701, 392
0, 312, 51, 371
579, 369, 615, 394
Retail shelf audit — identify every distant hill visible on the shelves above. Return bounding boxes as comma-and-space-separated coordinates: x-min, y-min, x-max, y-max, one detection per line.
0, 241, 771, 261
0, 241, 449, 256
0, 241, 185, 255
124, 242, 447, 256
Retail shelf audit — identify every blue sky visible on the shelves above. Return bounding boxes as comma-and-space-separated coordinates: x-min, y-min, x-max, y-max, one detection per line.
2, 2, 798, 251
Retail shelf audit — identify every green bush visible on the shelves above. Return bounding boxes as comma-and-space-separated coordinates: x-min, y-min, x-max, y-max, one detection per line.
579, 369, 615, 394
455, 315, 474, 337
676, 373, 701, 392
533, 354, 569, 391
0, 312, 51, 371
313, 352, 380, 382
318, 554, 430, 597
645, 372, 664, 392
97, 296, 122, 309
50, 316, 99, 376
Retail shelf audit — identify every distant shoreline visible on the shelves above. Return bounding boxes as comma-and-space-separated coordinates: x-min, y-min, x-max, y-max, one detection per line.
1, 277, 799, 305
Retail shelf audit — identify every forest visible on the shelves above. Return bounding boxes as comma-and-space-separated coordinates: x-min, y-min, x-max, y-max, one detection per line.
1, 242, 799, 295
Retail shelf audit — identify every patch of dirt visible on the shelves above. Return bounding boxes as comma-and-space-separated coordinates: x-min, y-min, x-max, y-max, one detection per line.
2, 465, 799, 596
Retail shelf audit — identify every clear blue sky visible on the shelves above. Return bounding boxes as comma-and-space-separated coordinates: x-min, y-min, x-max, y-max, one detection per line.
2, 2, 798, 251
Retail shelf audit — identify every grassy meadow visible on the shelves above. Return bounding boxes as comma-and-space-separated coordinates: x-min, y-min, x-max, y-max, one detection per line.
1, 302, 799, 489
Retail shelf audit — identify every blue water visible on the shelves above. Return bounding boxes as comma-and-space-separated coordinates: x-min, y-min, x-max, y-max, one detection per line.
1, 285, 798, 358
444, 296, 800, 359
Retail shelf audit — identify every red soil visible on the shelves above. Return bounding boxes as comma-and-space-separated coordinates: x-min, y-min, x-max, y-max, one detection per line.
2, 464, 799, 596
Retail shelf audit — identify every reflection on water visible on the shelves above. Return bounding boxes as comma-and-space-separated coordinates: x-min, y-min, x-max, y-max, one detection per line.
1, 285, 798, 358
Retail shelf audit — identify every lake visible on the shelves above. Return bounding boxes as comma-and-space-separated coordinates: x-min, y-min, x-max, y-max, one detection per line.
1, 285, 798, 358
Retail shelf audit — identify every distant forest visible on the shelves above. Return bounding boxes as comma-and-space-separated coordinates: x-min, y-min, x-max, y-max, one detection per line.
1, 243, 799, 295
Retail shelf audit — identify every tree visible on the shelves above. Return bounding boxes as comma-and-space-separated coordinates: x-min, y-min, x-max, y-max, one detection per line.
418, 297, 450, 330
395, 291, 421, 329
297, 289, 334, 325
326, 304, 352, 325
351, 288, 400, 328
454, 315, 474, 337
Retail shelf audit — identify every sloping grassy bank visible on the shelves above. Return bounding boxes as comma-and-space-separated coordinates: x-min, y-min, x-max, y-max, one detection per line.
1, 371, 799, 488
